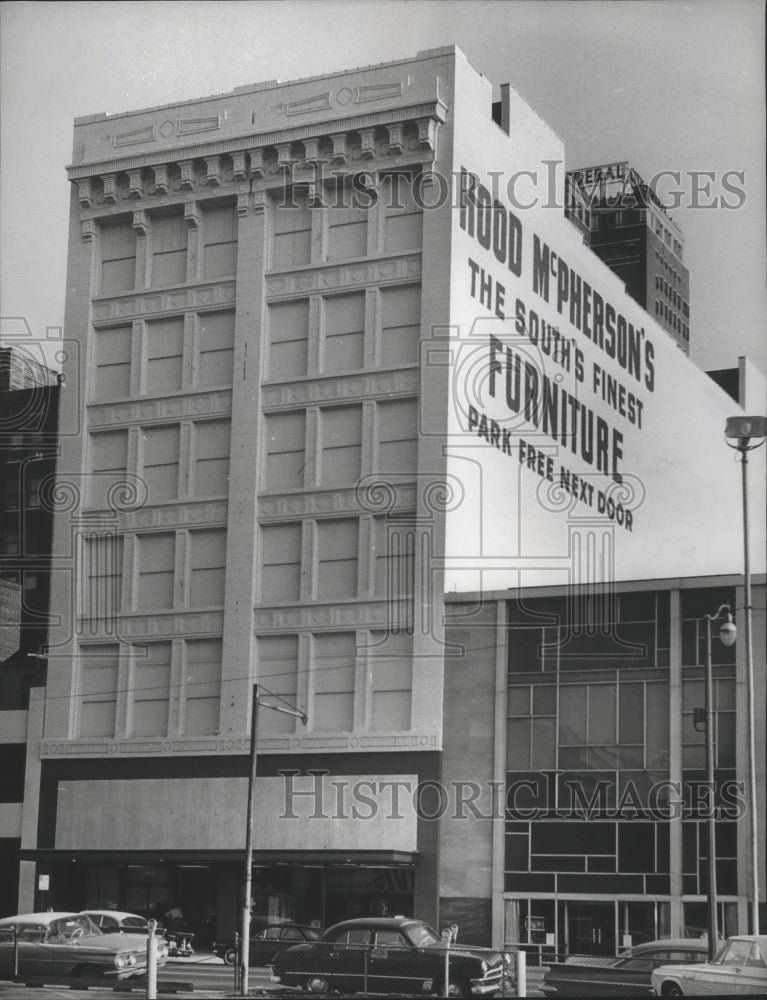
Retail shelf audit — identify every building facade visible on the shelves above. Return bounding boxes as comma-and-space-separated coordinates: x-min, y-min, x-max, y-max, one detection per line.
0, 348, 60, 916
565, 163, 691, 353
16, 47, 765, 948
440, 575, 766, 950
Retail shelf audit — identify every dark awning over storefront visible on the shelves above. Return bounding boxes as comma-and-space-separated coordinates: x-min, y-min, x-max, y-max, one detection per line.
19, 848, 418, 866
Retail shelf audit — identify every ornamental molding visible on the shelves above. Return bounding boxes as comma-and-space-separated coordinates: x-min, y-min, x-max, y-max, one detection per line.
91, 280, 236, 322
118, 500, 229, 531
265, 252, 421, 298
251, 599, 400, 631
258, 485, 417, 520
66, 100, 447, 184
87, 390, 233, 427
76, 610, 225, 640
260, 368, 418, 410
40, 730, 440, 758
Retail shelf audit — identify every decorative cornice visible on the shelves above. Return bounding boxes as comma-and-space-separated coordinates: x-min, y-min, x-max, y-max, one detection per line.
66, 100, 447, 181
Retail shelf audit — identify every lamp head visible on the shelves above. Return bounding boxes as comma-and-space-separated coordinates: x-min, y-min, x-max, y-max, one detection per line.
719, 614, 737, 647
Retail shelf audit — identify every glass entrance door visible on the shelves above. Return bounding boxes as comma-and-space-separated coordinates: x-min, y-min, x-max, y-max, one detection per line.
563, 901, 616, 956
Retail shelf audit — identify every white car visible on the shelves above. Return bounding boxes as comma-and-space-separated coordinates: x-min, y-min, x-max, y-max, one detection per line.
651, 935, 767, 996
0, 912, 157, 980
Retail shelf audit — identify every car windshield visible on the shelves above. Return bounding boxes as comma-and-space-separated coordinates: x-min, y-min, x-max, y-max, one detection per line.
47, 915, 101, 942
121, 917, 148, 929
408, 923, 442, 948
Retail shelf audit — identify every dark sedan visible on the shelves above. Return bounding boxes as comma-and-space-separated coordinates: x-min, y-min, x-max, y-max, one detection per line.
214, 923, 322, 966
541, 938, 712, 996
271, 916, 507, 996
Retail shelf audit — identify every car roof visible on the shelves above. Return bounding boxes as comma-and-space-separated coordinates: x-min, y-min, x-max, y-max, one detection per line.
0, 913, 78, 925
627, 938, 709, 953
326, 917, 422, 932
81, 910, 144, 920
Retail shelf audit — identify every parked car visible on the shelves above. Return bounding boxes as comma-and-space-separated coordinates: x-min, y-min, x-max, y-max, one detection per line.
541, 939, 711, 996
651, 934, 767, 996
271, 916, 508, 996
0, 911, 163, 980
214, 922, 322, 966
79, 910, 162, 936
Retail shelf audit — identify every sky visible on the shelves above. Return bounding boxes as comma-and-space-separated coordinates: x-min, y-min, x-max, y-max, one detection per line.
1, 0, 765, 378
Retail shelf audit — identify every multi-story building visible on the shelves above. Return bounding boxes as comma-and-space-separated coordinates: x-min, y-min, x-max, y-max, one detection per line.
565, 163, 691, 353
0, 347, 60, 915
16, 47, 764, 949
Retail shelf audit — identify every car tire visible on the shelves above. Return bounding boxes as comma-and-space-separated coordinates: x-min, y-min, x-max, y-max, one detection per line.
661, 984, 685, 997
223, 948, 237, 966
305, 974, 330, 993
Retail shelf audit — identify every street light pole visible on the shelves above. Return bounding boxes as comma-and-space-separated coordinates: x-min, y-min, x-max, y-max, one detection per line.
240, 683, 260, 997
696, 605, 736, 960
725, 415, 766, 935
239, 686, 307, 997
739, 442, 759, 937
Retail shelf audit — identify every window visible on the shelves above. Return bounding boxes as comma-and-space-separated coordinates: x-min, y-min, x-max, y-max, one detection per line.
334, 928, 372, 948
320, 406, 362, 485
272, 190, 312, 268
202, 203, 238, 278
130, 642, 171, 736
94, 326, 132, 400
146, 316, 184, 394
193, 419, 230, 497
745, 943, 767, 969
141, 425, 180, 502
268, 300, 309, 379
719, 940, 751, 966
374, 519, 415, 602
377, 398, 418, 474
198, 310, 235, 387
327, 192, 367, 261
79, 644, 119, 737
380, 285, 421, 366
264, 411, 305, 491
316, 519, 358, 599
312, 632, 355, 731
261, 523, 302, 602
323, 292, 365, 372
90, 430, 129, 509
137, 533, 175, 609
368, 630, 412, 730
189, 528, 226, 607
151, 213, 187, 286
382, 173, 423, 253
257, 635, 299, 734
184, 638, 222, 735
84, 535, 124, 622
100, 220, 136, 294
